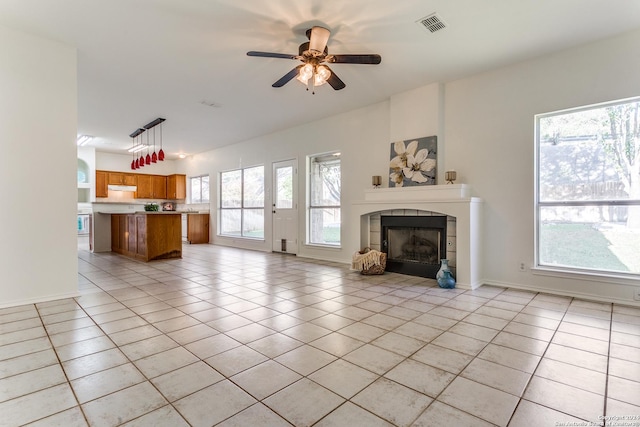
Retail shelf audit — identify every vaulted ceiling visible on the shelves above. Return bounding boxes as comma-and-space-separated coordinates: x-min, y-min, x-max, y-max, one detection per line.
2, 0, 640, 159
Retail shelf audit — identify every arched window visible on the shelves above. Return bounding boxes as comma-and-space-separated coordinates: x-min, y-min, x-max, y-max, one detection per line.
77, 159, 89, 184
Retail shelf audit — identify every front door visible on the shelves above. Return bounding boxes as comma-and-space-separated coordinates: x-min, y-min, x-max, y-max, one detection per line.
272, 159, 297, 254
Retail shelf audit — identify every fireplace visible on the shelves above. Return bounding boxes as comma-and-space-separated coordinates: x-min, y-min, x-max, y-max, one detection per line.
381, 215, 447, 278
352, 185, 482, 288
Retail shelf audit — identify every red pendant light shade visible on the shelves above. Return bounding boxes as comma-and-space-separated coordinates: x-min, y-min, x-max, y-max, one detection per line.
151, 127, 158, 163
139, 154, 145, 167
131, 160, 136, 170
145, 153, 151, 164
135, 158, 140, 169
158, 122, 165, 161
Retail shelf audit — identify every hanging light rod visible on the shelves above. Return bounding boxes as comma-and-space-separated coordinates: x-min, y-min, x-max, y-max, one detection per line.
129, 128, 146, 138
143, 118, 165, 130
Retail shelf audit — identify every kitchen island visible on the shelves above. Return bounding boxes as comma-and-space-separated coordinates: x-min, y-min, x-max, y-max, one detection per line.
109, 212, 182, 261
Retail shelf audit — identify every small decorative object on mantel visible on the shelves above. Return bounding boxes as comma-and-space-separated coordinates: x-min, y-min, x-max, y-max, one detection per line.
389, 136, 437, 187
445, 170, 457, 184
351, 247, 386, 275
436, 259, 456, 288
372, 175, 382, 189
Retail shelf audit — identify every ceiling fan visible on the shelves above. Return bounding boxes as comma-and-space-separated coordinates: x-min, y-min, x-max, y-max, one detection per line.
247, 26, 381, 93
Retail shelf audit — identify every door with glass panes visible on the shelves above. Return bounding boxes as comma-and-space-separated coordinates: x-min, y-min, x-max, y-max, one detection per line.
272, 160, 297, 254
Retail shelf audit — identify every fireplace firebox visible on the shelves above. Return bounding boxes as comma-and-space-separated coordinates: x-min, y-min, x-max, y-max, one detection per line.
381, 215, 447, 278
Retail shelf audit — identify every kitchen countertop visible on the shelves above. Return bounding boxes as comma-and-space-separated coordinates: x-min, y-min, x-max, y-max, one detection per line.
97, 211, 209, 214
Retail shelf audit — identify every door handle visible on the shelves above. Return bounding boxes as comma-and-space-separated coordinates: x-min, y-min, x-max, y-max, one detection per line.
273, 210, 276, 214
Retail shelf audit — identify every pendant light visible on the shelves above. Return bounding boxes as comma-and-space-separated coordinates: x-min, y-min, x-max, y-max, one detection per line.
151, 127, 158, 163
158, 122, 165, 161
131, 134, 136, 170
128, 118, 165, 166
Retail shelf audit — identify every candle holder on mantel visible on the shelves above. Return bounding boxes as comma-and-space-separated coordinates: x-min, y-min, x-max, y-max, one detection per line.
445, 170, 457, 184
372, 175, 382, 189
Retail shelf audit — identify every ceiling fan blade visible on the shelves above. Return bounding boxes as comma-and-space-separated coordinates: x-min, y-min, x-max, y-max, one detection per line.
272, 65, 303, 87
308, 26, 330, 54
329, 54, 382, 64
325, 67, 346, 90
247, 51, 298, 60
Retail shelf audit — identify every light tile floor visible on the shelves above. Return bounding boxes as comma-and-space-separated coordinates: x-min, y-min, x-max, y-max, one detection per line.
1, 242, 640, 426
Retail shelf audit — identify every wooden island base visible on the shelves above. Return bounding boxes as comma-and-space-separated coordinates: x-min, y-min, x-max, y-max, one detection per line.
111, 213, 182, 261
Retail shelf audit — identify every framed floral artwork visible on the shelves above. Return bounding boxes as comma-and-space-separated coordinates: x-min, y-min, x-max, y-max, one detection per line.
389, 136, 437, 187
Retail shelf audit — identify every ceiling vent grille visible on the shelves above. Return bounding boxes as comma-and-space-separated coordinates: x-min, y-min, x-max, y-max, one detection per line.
417, 13, 447, 33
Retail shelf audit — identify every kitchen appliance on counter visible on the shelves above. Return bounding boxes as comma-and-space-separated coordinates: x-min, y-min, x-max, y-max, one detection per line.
162, 202, 176, 211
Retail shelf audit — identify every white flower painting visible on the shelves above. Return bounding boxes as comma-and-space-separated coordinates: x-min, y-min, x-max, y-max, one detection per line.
389, 136, 437, 186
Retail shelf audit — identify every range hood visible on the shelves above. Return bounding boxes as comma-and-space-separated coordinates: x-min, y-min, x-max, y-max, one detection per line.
108, 184, 137, 192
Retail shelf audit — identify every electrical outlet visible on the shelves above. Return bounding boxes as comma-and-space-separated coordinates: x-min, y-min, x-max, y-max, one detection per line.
634, 287, 640, 301
519, 262, 526, 272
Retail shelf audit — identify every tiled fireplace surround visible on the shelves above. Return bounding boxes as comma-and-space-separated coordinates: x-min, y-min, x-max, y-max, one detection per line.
352, 185, 483, 289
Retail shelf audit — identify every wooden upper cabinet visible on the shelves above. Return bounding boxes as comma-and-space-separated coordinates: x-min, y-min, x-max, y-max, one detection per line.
98, 169, 177, 200
108, 172, 137, 186
152, 175, 167, 199
135, 175, 153, 199
96, 171, 108, 198
136, 175, 166, 199
167, 174, 186, 200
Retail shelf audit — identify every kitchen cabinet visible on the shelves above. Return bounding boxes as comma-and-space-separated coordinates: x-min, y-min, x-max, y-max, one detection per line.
108, 172, 136, 186
111, 213, 181, 261
167, 174, 186, 200
137, 175, 167, 199
187, 213, 209, 244
135, 175, 152, 198
96, 171, 108, 198
152, 175, 167, 199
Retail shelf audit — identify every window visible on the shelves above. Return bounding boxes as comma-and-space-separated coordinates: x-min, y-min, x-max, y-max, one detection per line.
190, 175, 209, 203
308, 153, 341, 246
220, 166, 264, 239
536, 97, 640, 276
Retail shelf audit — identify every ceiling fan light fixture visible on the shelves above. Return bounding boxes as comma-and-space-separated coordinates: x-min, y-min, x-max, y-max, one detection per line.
314, 65, 331, 86
296, 63, 314, 85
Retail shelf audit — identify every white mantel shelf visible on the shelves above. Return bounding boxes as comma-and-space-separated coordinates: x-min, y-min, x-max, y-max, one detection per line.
351, 184, 483, 289
363, 184, 472, 202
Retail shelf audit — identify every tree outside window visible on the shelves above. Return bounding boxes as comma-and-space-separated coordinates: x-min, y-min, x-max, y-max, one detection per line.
220, 166, 264, 239
190, 175, 209, 203
309, 153, 341, 246
537, 98, 640, 275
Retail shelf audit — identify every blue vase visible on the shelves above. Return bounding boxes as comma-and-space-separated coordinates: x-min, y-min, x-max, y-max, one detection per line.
438, 270, 456, 289
436, 259, 451, 282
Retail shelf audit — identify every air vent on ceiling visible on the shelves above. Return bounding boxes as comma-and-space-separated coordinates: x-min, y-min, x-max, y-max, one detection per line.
417, 13, 447, 33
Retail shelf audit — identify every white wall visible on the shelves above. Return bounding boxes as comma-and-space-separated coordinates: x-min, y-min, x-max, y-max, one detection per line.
445, 28, 640, 304
0, 25, 78, 307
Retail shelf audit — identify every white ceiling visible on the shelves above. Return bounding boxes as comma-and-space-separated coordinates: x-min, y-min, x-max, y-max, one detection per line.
2, 0, 640, 159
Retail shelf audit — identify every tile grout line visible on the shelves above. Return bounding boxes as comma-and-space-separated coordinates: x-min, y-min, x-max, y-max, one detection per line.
602, 303, 614, 427
33, 302, 92, 427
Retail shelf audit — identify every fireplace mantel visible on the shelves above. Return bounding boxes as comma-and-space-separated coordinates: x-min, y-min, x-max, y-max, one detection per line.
352, 184, 483, 288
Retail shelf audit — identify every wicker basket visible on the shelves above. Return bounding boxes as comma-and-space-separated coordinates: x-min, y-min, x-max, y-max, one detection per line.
356, 248, 387, 275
